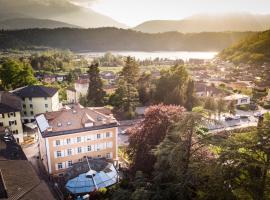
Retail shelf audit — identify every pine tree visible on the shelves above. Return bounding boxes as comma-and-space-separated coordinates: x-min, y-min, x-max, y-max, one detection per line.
113, 57, 140, 118
87, 63, 106, 106
185, 79, 195, 111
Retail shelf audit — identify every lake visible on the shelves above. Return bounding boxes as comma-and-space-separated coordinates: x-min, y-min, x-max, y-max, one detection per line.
78, 51, 218, 61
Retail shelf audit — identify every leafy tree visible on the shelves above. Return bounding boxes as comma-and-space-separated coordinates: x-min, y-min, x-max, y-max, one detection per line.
112, 57, 140, 118
153, 112, 232, 200
203, 97, 217, 117
227, 100, 236, 115
216, 97, 227, 119
128, 104, 185, 174
154, 65, 189, 106
0, 59, 36, 90
138, 72, 154, 106
87, 63, 106, 106
216, 114, 270, 199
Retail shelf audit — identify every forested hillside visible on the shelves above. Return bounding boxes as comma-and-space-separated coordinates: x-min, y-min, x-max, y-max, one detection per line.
219, 30, 270, 64
0, 28, 252, 51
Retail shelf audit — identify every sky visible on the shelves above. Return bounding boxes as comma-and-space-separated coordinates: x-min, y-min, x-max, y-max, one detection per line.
70, 0, 270, 26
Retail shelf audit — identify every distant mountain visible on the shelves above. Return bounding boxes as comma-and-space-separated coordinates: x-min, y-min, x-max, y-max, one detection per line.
0, 18, 80, 30
219, 30, 270, 64
0, 0, 127, 29
134, 13, 270, 33
0, 27, 252, 51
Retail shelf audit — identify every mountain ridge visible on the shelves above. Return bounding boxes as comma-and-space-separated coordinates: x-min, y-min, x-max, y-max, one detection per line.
0, 18, 81, 30
134, 13, 270, 33
0, 27, 253, 51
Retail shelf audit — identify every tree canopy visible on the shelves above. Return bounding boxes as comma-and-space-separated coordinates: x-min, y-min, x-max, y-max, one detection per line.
0, 59, 37, 90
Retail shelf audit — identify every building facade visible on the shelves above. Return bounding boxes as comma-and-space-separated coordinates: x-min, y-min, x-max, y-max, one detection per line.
74, 79, 89, 97
224, 94, 251, 106
66, 88, 78, 103
0, 91, 24, 143
12, 86, 59, 123
36, 105, 118, 176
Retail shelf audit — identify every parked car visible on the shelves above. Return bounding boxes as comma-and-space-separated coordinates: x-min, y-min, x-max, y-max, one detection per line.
225, 117, 234, 121
240, 115, 249, 119
234, 115, 241, 120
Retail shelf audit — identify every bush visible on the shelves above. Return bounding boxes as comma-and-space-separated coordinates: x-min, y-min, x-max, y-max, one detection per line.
263, 102, 270, 109
237, 104, 250, 111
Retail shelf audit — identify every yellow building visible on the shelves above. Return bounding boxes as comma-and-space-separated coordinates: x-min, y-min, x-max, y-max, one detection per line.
12, 85, 59, 123
36, 105, 118, 176
0, 91, 24, 143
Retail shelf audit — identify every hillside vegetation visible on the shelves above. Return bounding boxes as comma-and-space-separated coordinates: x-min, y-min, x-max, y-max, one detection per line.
0, 28, 252, 51
219, 30, 270, 64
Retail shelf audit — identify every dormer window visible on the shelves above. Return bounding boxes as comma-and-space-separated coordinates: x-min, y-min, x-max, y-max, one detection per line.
57, 122, 62, 127
72, 110, 77, 114
84, 122, 93, 128
67, 122, 72, 126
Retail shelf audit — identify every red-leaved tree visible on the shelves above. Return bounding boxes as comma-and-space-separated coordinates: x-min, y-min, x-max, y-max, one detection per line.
127, 104, 185, 174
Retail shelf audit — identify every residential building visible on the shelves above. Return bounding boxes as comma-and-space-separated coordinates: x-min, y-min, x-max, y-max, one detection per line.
224, 94, 251, 106
0, 91, 24, 143
43, 74, 56, 84
66, 87, 78, 103
36, 105, 118, 176
12, 85, 59, 123
194, 82, 226, 98
75, 78, 89, 97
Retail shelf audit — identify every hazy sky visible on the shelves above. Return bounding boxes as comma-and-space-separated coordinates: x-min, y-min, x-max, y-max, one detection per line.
71, 0, 270, 26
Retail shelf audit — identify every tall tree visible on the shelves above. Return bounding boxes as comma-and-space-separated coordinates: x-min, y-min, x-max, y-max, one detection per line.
227, 100, 236, 115
185, 79, 196, 111
138, 72, 154, 106
128, 104, 185, 174
154, 65, 189, 106
153, 112, 231, 200
87, 63, 106, 106
113, 57, 140, 118
217, 114, 270, 199
204, 97, 217, 117
216, 97, 227, 119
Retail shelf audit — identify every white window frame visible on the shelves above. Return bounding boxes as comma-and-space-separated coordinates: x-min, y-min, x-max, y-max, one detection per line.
66, 138, 71, 144
67, 148, 72, 156
57, 163, 63, 170
87, 145, 91, 152
67, 160, 72, 167
56, 151, 61, 158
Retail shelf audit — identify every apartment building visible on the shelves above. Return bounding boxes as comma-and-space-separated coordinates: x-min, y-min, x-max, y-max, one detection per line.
0, 91, 24, 143
36, 105, 118, 176
12, 85, 59, 123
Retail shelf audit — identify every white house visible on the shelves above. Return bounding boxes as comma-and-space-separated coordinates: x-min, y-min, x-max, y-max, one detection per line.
224, 94, 251, 106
